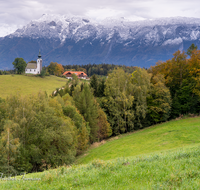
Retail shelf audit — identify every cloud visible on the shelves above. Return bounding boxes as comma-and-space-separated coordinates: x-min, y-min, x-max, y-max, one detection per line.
1, 0, 200, 27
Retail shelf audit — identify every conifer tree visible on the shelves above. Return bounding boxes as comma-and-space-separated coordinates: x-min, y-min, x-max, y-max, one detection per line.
73, 84, 98, 142
90, 74, 98, 96
98, 79, 106, 97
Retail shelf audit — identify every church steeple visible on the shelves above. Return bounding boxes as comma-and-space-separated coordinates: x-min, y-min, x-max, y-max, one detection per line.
37, 50, 42, 74
38, 50, 42, 59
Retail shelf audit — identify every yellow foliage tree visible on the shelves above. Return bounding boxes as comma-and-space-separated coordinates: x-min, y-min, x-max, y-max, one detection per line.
97, 108, 112, 141
55, 63, 64, 76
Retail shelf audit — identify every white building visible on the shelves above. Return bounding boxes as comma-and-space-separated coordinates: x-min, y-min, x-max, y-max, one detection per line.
25, 51, 42, 74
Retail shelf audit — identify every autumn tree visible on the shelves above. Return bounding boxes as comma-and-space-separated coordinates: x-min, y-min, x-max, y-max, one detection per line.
55, 63, 64, 76
97, 108, 112, 141
150, 50, 188, 97
187, 50, 200, 78
149, 48, 200, 118
47, 62, 64, 76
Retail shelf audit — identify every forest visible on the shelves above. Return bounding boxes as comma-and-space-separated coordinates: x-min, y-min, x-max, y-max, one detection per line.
0, 44, 200, 175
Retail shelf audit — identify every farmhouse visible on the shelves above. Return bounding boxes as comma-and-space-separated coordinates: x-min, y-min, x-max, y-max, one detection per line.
63, 71, 88, 79
25, 51, 42, 74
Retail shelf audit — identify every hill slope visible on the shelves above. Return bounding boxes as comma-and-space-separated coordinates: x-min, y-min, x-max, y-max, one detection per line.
0, 75, 67, 99
77, 116, 200, 164
1, 117, 200, 189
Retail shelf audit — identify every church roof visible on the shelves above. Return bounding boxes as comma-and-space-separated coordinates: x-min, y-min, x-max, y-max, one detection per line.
38, 50, 42, 58
26, 63, 37, 69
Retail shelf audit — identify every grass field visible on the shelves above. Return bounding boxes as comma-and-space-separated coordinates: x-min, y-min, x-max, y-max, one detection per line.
77, 116, 200, 164
1, 144, 200, 189
0, 75, 67, 98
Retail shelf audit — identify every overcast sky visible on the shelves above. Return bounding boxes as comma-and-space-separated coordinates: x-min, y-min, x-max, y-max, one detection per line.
1, 0, 200, 36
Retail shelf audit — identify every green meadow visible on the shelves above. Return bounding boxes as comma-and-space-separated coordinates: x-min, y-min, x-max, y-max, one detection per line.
77, 116, 200, 164
0, 75, 67, 98
1, 143, 200, 189
1, 117, 200, 189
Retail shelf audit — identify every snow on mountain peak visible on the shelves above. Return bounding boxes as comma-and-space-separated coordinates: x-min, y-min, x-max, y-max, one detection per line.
7, 14, 200, 46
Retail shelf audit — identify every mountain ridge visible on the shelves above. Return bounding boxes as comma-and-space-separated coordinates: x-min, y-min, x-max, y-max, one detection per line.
1, 14, 200, 69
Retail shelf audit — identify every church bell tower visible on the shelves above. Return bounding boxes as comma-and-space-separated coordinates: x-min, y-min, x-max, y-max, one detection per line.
37, 50, 42, 74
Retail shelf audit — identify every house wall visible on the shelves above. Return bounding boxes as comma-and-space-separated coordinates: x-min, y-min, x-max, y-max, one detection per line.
65, 74, 72, 77
63, 72, 88, 79
65, 75, 87, 79
25, 68, 39, 74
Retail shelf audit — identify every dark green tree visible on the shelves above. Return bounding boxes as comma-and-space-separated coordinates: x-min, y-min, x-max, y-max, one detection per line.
97, 79, 106, 97
90, 74, 98, 96
12, 58, 27, 74
73, 84, 98, 142
147, 74, 171, 124
40, 67, 46, 78
47, 62, 57, 75
187, 43, 198, 56
170, 79, 200, 118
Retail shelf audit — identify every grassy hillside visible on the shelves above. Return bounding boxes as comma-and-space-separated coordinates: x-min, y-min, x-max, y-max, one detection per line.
1, 117, 200, 189
77, 116, 200, 164
0, 75, 67, 98
1, 144, 200, 189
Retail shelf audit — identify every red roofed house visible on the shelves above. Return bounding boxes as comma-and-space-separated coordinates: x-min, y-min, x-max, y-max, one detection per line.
63, 71, 88, 79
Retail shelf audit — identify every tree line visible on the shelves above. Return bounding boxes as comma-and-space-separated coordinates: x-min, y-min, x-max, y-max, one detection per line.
1, 59, 136, 78
63, 63, 137, 76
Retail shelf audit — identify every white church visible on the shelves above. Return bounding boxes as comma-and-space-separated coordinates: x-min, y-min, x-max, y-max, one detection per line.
25, 51, 42, 74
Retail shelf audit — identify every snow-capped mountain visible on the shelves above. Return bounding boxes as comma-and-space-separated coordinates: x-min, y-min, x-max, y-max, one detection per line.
1, 14, 200, 70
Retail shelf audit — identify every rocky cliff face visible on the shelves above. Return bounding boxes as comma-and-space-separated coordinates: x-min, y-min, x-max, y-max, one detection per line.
1, 14, 200, 69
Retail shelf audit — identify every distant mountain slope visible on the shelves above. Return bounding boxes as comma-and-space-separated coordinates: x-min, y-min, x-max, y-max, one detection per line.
1, 14, 200, 69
